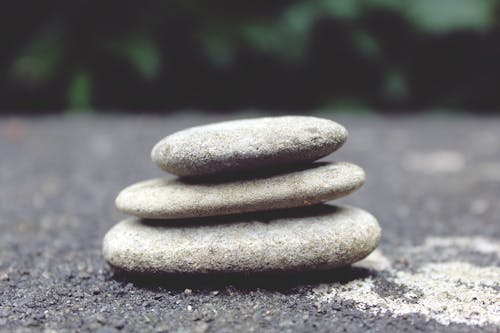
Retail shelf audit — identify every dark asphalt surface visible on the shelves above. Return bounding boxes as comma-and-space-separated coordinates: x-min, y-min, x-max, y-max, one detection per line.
0, 113, 499, 332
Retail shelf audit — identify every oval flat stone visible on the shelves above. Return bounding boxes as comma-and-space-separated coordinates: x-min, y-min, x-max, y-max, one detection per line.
151, 116, 348, 177
103, 205, 381, 274
115, 162, 365, 219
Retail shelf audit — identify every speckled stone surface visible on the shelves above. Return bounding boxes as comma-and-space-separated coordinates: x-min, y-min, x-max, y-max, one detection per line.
151, 116, 348, 177
115, 162, 365, 219
103, 205, 381, 274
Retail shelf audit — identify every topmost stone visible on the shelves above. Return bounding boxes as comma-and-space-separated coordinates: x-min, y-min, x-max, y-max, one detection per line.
151, 116, 348, 177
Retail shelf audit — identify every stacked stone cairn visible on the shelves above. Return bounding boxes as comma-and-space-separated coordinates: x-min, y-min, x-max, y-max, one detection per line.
103, 116, 381, 275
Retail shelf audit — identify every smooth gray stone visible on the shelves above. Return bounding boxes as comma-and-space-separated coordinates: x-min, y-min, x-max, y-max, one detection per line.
103, 205, 381, 274
115, 162, 365, 219
151, 116, 348, 177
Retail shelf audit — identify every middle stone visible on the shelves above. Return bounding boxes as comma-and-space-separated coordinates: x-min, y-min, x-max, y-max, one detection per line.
116, 162, 365, 219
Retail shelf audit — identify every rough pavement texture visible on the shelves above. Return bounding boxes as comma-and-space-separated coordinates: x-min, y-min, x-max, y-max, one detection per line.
0, 113, 499, 333
151, 116, 347, 177
115, 162, 365, 219
103, 205, 381, 274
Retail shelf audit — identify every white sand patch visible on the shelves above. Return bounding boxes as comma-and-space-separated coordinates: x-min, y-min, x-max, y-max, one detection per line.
419, 261, 499, 287
469, 199, 490, 215
353, 249, 391, 271
403, 150, 465, 174
312, 237, 500, 326
411, 236, 500, 255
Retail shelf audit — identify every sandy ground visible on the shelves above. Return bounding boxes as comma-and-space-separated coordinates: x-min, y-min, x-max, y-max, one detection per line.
0, 113, 499, 332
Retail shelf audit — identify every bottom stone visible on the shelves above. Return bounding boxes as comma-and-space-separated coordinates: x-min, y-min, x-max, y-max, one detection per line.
103, 205, 381, 274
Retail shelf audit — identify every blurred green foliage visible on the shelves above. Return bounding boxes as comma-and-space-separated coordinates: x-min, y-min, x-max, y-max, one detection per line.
67, 69, 92, 111
2, 0, 500, 113
110, 33, 161, 80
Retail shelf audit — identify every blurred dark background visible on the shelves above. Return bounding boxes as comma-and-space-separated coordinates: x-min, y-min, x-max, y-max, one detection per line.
2, 0, 500, 114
